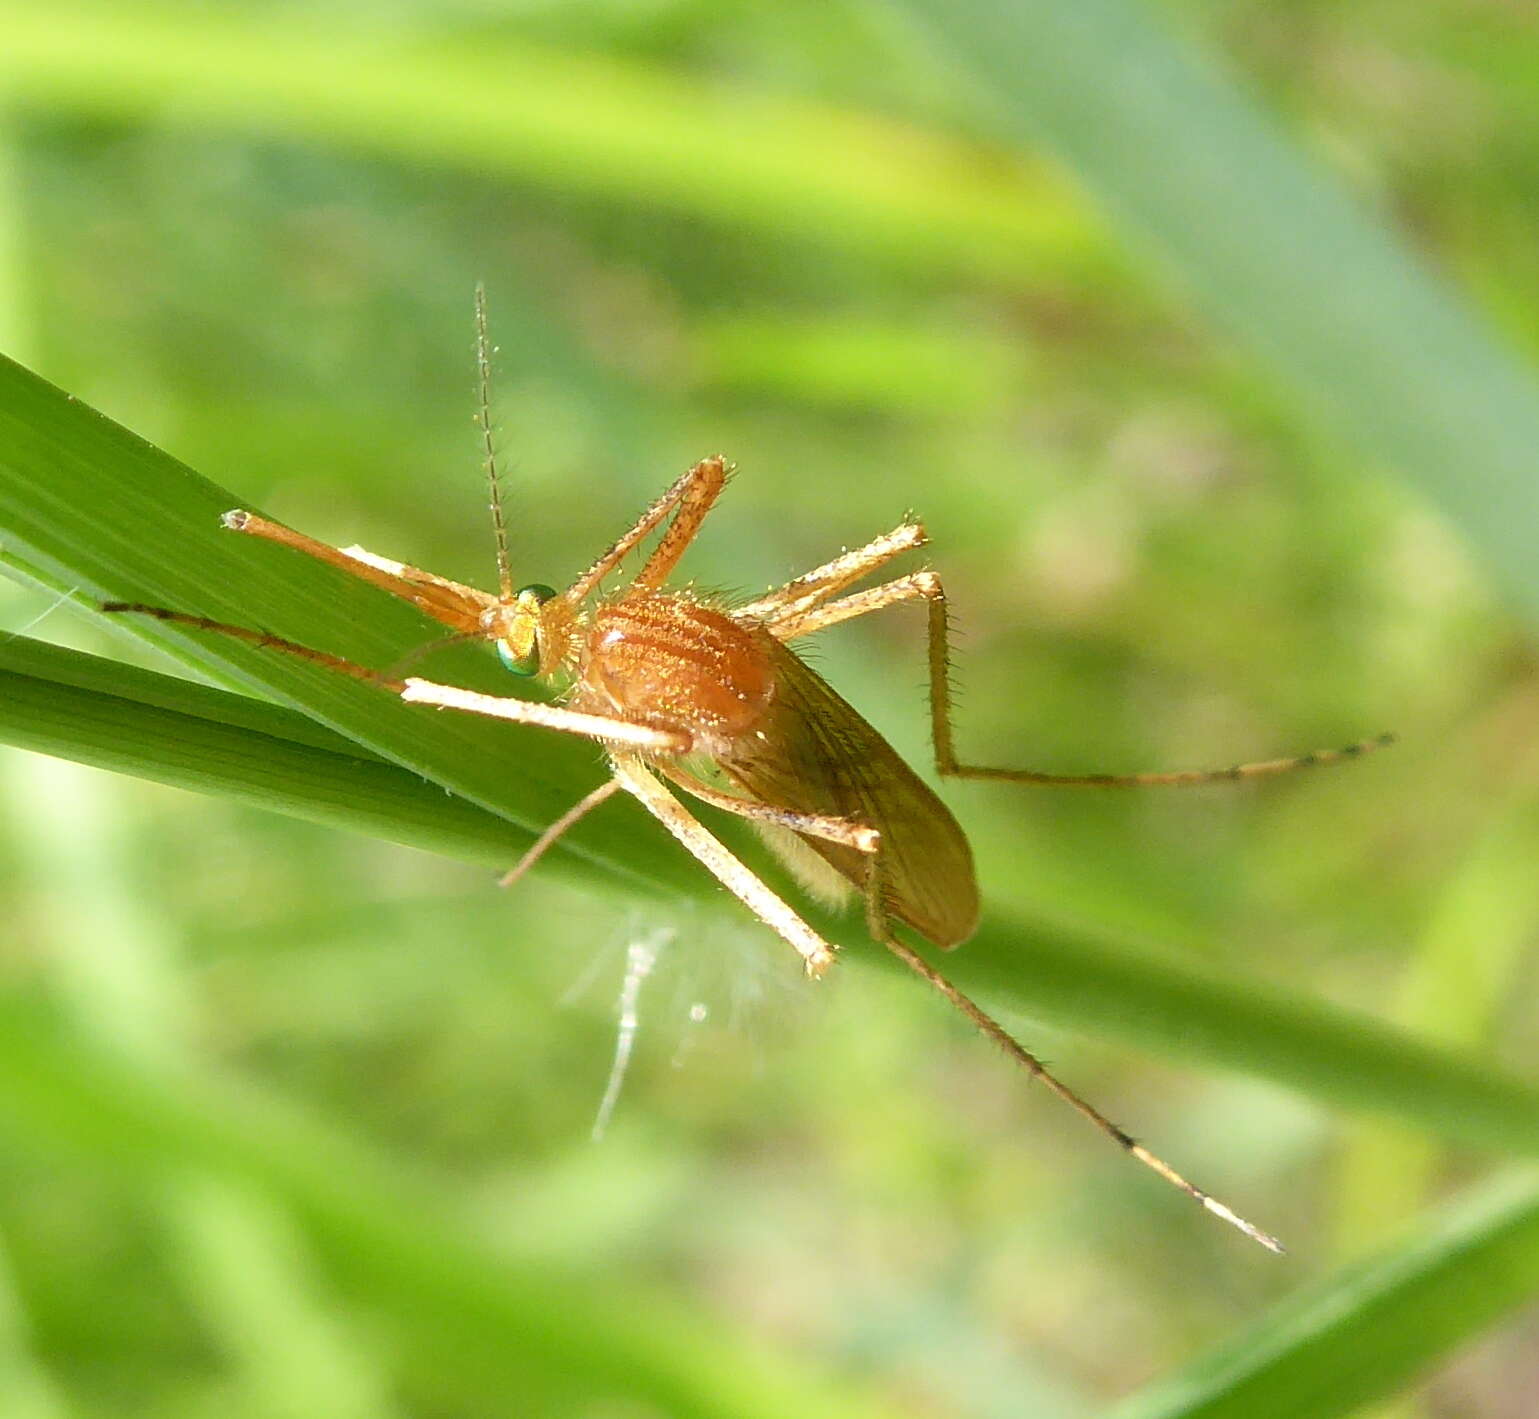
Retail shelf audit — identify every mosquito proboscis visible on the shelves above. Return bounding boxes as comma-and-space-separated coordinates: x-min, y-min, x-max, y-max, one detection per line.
103, 287, 1395, 1254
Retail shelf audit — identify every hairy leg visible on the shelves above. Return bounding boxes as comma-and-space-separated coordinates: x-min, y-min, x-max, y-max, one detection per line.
738, 520, 927, 628
563, 456, 731, 605
398, 679, 689, 754
101, 603, 410, 687
499, 777, 623, 888
660, 765, 880, 853
607, 753, 838, 977
774, 572, 1393, 787
220, 512, 494, 635
856, 858, 1282, 1251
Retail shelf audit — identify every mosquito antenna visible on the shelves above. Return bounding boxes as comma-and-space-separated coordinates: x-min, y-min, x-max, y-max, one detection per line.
875, 928, 1284, 1253
474, 282, 514, 601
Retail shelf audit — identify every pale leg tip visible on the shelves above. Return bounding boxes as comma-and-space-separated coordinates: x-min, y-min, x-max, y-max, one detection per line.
1203, 1196, 1286, 1254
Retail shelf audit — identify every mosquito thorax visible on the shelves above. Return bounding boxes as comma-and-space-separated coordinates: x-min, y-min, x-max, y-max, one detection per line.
578, 597, 776, 744
491, 583, 558, 676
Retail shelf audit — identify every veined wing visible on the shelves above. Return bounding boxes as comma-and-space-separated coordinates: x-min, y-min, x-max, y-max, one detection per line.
716, 632, 979, 948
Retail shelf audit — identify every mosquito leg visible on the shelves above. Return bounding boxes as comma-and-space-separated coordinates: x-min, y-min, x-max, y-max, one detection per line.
607, 753, 838, 977
500, 777, 623, 888
632, 456, 733, 590
399, 679, 691, 754
766, 570, 934, 642
737, 519, 928, 625
659, 766, 880, 853
774, 572, 1393, 786
220, 511, 493, 635
560, 456, 731, 606
107, 603, 691, 759
101, 604, 405, 688
857, 857, 1283, 1252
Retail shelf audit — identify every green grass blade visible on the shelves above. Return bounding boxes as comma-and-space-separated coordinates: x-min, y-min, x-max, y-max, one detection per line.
890, 0, 1539, 628
0, 636, 537, 874
1108, 1170, 1539, 1419
6, 631, 1539, 1165
4, 350, 1539, 1167
958, 912, 1539, 1162
0, 349, 685, 895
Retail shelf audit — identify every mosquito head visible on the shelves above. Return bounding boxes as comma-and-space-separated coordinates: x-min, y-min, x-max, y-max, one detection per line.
486, 583, 559, 677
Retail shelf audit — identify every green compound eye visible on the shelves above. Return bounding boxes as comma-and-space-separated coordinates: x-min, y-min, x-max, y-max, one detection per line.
495, 584, 558, 677
495, 640, 539, 676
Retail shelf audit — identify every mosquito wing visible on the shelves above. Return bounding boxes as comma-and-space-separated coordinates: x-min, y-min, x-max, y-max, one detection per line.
717, 634, 979, 948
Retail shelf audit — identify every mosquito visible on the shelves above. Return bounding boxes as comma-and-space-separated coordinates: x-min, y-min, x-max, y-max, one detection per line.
105, 289, 1392, 1253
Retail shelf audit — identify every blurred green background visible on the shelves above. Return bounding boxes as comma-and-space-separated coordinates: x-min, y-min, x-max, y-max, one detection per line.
2, 1, 1539, 1416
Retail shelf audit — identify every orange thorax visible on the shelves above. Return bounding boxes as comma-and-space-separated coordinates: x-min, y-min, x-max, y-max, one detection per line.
575, 595, 775, 751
